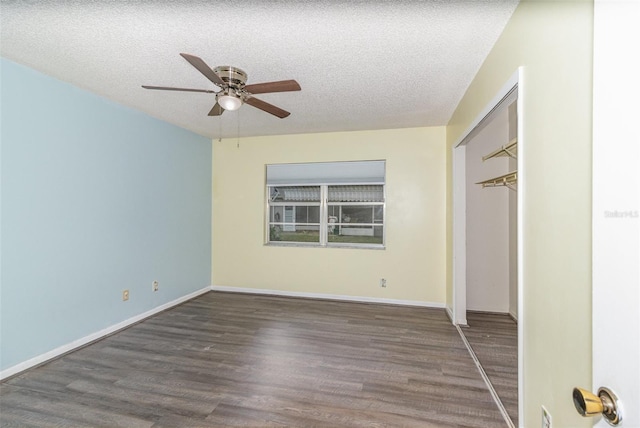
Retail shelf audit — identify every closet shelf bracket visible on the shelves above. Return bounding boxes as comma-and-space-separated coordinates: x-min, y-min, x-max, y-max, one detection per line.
476, 171, 517, 191
482, 138, 518, 161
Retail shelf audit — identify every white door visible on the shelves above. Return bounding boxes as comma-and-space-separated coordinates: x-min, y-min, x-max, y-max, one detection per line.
592, 0, 640, 426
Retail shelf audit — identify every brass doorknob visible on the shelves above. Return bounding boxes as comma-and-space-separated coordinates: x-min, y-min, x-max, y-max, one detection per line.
572, 387, 622, 426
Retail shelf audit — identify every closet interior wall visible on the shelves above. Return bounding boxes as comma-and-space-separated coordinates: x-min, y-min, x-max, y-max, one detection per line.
465, 106, 515, 314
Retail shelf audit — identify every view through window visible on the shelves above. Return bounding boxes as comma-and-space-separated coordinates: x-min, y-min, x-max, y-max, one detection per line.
266, 161, 385, 248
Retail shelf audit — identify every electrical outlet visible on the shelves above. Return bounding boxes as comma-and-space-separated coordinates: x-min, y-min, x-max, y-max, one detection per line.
541, 405, 552, 428
122, 290, 129, 301
380, 278, 387, 288
152, 280, 159, 292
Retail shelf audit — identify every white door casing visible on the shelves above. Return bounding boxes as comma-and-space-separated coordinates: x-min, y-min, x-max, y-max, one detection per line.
452, 71, 520, 327
592, 1, 640, 427
451, 70, 522, 423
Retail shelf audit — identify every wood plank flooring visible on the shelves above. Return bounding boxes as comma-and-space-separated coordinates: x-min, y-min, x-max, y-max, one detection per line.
461, 312, 518, 426
1, 292, 508, 427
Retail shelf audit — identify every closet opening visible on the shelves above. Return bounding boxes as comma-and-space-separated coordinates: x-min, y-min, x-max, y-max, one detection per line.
451, 70, 522, 428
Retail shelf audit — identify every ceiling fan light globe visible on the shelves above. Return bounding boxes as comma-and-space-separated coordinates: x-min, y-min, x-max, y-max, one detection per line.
218, 95, 242, 111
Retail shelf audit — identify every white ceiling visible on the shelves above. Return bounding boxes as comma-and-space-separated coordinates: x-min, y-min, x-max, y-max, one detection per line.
0, 1, 518, 139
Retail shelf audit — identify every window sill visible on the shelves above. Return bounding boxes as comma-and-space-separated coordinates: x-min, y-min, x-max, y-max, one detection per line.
265, 242, 385, 250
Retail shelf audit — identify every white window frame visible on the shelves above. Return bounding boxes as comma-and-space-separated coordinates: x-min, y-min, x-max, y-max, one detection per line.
266, 184, 385, 249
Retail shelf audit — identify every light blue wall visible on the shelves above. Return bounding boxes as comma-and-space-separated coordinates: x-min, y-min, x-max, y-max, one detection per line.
0, 58, 212, 372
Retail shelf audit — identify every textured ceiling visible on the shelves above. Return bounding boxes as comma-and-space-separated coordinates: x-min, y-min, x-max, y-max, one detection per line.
0, 1, 518, 139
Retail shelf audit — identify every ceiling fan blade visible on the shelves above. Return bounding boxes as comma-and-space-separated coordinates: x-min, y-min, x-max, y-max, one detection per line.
244, 79, 301, 94
142, 85, 215, 93
245, 97, 290, 118
208, 103, 224, 116
179, 53, 225, 87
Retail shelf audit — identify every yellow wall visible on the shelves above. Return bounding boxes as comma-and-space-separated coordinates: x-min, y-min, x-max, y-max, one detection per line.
446, 1, 593, 427
213, 127, 446, 304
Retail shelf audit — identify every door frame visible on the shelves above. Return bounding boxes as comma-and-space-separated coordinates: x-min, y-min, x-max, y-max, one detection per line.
451, 68, 524, 422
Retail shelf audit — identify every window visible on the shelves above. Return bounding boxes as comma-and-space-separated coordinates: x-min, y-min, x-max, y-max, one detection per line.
269, 186, 321, 243
327, 185, 384, 245
266, 161, 385, 248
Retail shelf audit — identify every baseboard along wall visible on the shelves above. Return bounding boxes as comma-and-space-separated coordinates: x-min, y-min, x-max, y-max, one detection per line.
0, 286, 212, 381
210, 285, 445, 309
2, 285, 445, 380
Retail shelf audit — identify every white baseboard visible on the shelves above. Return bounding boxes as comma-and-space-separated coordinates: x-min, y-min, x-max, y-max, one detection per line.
509, 310, 518, 323
211, 285, 445, 308
0, 286, 211, 381
445, 306, 454, 322
445, 306, 468, 327
2, 285, 444, 380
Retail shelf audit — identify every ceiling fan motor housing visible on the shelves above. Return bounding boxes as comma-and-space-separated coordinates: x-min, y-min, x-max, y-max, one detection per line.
213, 66, 248, 89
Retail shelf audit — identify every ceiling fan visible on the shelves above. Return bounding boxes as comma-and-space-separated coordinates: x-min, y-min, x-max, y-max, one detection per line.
142, 53, 301, 118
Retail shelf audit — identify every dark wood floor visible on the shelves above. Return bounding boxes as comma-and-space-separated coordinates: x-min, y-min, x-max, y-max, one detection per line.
1, 292, 508, 427
462, 312, 518, 426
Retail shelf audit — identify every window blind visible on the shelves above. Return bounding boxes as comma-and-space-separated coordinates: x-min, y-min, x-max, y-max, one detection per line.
266, 160, 385, 186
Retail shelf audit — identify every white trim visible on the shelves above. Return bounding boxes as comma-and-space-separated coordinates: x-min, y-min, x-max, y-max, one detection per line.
445, 306, 454, 322
211, 285, 445, 308
446, 306, 468, 326
452, 144, 467, 325
266, 242, 385, 250
452, 71, 519, 326
516, 66, 525, 427
0, 286, 212, 381
1, 284, 445, 381
453, 70, 520, 149
451, 67, 524, 425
